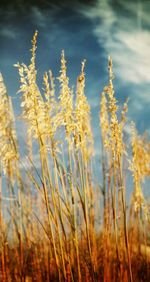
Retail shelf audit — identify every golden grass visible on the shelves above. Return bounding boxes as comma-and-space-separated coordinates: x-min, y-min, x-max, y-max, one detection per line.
0, 32, 150, 281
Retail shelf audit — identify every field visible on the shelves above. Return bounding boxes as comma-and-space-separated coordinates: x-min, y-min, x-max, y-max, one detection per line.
0, 32, 150, 282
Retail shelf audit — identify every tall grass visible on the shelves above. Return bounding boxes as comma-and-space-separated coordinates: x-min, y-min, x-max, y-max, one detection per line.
0, 32, 150, 282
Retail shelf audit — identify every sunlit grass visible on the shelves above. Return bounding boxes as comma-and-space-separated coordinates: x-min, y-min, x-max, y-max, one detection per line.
0, 32, 150, 282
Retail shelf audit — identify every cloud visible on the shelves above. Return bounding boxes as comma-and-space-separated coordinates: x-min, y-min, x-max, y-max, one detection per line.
80, 0, 150, 85
31, 7, 46, 26
31, 6, 51, 28
0, 27, 17, 39
108, 30, 150, 84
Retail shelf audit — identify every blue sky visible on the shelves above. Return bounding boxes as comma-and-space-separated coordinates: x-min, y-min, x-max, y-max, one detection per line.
0, 0, 150, 165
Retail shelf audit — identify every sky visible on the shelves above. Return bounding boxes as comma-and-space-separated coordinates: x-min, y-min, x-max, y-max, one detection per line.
0, 0, 150, 168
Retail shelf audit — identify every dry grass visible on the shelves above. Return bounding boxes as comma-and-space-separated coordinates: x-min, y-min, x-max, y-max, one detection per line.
0, 32, 150, 282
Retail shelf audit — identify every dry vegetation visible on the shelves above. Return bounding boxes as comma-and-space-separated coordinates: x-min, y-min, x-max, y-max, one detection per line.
0, 31, 150, 282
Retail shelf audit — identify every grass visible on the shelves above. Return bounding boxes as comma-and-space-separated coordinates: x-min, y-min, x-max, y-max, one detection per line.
0, 31, 150, 282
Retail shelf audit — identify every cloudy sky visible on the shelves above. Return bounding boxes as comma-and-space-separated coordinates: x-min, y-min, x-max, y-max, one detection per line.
0, 0, 150, 159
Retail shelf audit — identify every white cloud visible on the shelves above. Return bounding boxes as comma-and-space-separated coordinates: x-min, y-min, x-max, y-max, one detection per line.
31, 7, 47, 28
110, 30, 150, 84
80, 0, 150, 85
0, 27, 17, 39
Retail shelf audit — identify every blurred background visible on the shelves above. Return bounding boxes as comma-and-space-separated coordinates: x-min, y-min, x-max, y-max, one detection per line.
0, 0, 150, 166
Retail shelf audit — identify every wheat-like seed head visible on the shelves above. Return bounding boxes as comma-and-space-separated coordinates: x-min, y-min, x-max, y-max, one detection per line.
43, 70, 59, 139
100, 57, 126, 162
74, 60, 93, 161
100, 92, 109, 147
15, 32, 57, 143
130, 123, 150, 181
0, 73, 18, 177
57, 50, 74, 143
129, 122, 150, 214
43, 70, 55, 105
30, 30, 38, 77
